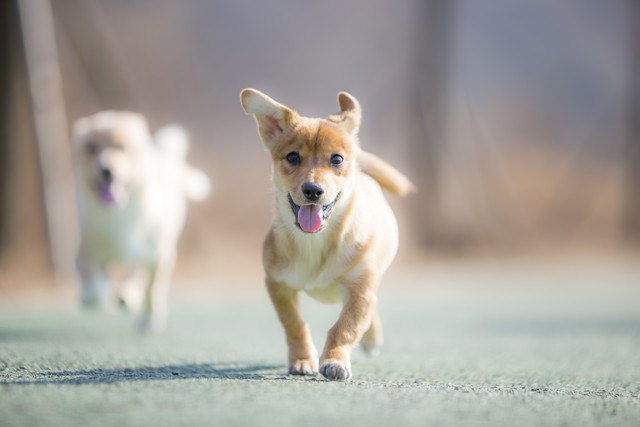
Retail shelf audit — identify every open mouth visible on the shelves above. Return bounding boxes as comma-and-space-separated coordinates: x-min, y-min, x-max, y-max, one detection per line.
95, 180, 127, 208
288, 193, 340, 233
97, 181, 117, 205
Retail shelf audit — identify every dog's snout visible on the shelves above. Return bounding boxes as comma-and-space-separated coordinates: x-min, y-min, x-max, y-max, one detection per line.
100, 166, 113, 182
301, 182, 324, 202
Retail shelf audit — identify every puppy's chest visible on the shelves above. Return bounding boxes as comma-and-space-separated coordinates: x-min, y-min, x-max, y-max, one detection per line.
84, 203, 156, 263
273, 238, 353, 303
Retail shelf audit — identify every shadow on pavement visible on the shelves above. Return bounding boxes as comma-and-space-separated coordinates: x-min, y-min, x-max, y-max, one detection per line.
1, 363, 287, 385
0, 329, 53, 342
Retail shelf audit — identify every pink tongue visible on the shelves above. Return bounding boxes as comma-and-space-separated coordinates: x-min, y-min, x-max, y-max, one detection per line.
297, 204, 323, 233
98, 182, 116, 204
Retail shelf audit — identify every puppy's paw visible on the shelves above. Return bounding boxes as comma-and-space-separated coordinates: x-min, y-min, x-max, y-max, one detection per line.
81, 295, 105, 310
81, 286, 108, 309
136, 313, 166, 333
288, 358, 318, 376
319, 359, 351, 381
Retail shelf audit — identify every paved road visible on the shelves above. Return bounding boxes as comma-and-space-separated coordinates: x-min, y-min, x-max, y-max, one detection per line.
1, 261, 639, 426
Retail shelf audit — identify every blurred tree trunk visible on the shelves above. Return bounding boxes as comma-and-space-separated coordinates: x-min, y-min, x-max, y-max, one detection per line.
623, 0, 640, 242
410, 0, 460, 249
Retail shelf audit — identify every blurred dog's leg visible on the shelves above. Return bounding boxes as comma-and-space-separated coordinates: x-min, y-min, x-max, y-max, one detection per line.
117, 269, 147, 312
77, 255, 109, 308
138, 251, 175, 332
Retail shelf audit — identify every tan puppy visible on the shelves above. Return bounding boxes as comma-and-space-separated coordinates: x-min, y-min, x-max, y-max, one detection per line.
73, 111, 210, 331
240, 89, 414, 381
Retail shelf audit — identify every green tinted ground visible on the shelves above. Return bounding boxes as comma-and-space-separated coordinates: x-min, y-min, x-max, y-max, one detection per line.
1, 261, 639, 426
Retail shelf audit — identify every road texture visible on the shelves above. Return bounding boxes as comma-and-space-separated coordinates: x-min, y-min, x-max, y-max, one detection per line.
1, 259, 639, 426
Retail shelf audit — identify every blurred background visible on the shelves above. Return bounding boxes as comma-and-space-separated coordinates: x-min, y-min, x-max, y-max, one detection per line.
1, 0, 639, 292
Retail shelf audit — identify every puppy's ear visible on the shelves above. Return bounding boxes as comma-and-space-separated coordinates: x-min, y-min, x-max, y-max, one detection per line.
72, 116, 91, 147
240, 88, 297, 149
328, 91, 361, 135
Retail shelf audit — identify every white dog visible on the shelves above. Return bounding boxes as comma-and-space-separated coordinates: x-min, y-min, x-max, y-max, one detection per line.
73, 111, 210, 331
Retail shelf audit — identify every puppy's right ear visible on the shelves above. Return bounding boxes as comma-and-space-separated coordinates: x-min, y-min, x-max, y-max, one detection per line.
72, 116, 91, 147
240, 88, 297, 149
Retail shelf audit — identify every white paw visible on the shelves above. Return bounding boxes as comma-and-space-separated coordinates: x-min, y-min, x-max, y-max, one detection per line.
137, 313, 166, 333
81, 288, 108, 309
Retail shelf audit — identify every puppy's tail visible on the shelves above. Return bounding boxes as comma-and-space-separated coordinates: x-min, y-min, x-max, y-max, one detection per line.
155, 125, 189, 159
358, 150, 416, 196
155, 125, 211, 202
184, 166, 211, 202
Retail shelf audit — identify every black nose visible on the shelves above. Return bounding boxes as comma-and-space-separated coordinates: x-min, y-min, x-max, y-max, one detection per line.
100, 167, 112, 182
301, 182, 324, 202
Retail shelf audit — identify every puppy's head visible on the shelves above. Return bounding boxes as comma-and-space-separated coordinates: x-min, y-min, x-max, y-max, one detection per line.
73, 111, 151, 209
241, 89, 361, 233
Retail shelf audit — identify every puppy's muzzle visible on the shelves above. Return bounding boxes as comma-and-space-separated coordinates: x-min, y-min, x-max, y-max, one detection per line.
301, 182, 324, 203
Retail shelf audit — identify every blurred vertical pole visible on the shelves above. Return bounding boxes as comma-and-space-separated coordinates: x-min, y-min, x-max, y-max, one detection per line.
0, 0, 13, 253
53, 0, 138, 110
18, 0, 77, 283
410, 0, 457, 249
623, 0, 640, 243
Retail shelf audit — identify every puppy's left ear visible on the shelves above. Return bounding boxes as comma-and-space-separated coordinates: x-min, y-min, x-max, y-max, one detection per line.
329, 91, 361, 135
240, 88, 298, 150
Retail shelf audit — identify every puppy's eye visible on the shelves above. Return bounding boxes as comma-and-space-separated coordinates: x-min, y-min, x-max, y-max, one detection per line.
286, 152, 300, 165
330, 154, 344, 166
85, 142, 98, 156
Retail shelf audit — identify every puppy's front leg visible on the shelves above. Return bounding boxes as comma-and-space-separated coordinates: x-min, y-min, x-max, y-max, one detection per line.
138, 251, 175, 332
77, 253, 109, 308
266, 278, 318, 375
320, 280, 377, 381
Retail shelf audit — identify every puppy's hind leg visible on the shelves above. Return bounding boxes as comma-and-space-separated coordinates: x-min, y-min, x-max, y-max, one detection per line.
360, 309, 383, 357
266, 278, 318, 376
138, 251, 175, 332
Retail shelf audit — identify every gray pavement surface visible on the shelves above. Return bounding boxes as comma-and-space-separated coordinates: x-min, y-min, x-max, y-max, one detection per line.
1, 261, 639, 426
